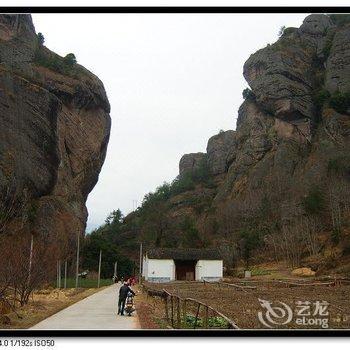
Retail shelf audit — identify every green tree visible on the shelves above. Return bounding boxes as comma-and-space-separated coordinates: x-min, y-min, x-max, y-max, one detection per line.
278, 25, 286, 37
238, 229, 261, 269
105, 209, 123, 226
63, 53, 77, 67
302, 187, 325, 216
139, 199, 170, 247
329, 91, 350, 114
313, 89, 330, 110
180, 217, 203, 248
242, 88, 255, 101
37, 32, 45, 46
328, 14, 350, 26
171, 173, 195, 195
81, 229, 134, 279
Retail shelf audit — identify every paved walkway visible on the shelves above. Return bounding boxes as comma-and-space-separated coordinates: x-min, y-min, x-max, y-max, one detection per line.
31, 283, 140, 330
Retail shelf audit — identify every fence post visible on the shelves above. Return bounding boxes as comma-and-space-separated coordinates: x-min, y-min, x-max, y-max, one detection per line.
194, 303, 200, 329
182, 299, 187, 322
204, 305, 209, 328
164, 295, 169, 322
171, 295, 174, 327
177, 297, 181, 328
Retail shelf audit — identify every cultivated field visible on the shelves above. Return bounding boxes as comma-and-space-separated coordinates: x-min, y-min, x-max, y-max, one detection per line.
143, 280, 350, 329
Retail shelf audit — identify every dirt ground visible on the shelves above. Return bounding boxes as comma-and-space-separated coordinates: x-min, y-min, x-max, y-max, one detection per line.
134, 291, 165, 329
0, 287, 105, 329
142, 280, 350, 329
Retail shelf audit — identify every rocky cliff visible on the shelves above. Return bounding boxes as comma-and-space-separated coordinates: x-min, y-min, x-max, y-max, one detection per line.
0, 15, 111, 255
125, 14, 350, 272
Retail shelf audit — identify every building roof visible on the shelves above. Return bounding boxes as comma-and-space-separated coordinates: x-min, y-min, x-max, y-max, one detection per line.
146, 248, 222, 260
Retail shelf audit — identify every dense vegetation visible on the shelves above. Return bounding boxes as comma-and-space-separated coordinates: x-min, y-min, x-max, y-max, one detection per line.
34, 32, 78, 75
82, 210, 135, 279
84, 157, 215, 264
313, 89, 350, 115
328, 14, 350, 26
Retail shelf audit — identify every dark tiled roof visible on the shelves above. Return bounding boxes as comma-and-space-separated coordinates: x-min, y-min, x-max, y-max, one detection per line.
146, 248, 221, 260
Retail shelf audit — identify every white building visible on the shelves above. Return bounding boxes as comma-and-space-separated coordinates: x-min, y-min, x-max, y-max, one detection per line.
142, 248, 223, 283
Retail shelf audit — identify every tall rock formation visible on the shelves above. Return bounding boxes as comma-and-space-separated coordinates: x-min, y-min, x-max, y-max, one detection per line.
179, 153, 206, 176
0, 15, 111, 253
180, 14, 349, 206
127, 14, 350, 269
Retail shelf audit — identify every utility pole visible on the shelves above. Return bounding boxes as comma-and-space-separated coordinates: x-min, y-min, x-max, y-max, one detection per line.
75, 233, 80, 288
58, 260, 61, 289
97, 250, 102, 288
64, 260, 67, 288
139, 243, 143, 285
28, 234, 34, 286
114, 261, 118, 279
56, 260, 59, 288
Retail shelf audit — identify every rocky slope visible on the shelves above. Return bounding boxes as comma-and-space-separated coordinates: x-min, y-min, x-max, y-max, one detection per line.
0, 15, 111, 256
122, 14, 350, 272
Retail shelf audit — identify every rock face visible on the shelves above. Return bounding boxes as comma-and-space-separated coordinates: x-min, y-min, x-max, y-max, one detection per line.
206, 130, 236, 175
0, 15, 111, 253
178, 14, 349, 195
325, 26, 350, 94
179, 153, 205, 176
169, 14, 350, 261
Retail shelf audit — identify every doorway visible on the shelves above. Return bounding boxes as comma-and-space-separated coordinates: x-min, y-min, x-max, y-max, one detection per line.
174, 260, 196, 281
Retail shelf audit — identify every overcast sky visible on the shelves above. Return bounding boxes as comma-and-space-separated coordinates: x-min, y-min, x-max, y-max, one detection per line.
32, 13, 308, 232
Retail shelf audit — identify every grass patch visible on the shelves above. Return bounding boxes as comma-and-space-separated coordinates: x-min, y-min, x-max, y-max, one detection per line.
56, 278, 112, 288
250, 267, 272, 276
183, 315, 229, 329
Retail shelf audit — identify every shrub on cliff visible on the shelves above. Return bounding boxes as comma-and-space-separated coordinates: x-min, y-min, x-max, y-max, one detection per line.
242, 88, 255, 101
34, 50, 63, 72
170, 156, 213, 195
278, 25, 286, 37
37, 32, 45, 46
328, 14, 350, 26
192, 156, 212, 184
34, 49, 77, 75
313, 88, 330, 110
302, 187, 325, 215
64, 53, 77, 67
327, 155, 350, 177
322, 29, 336, 58
171, 173, 195, 195
278, 26, 297, 37
329, 91, 350, 114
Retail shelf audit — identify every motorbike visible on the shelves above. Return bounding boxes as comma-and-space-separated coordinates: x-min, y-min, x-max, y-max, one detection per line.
124, 291, 135, 316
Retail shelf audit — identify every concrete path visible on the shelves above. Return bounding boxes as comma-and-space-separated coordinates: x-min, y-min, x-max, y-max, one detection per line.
31, 283, 140, 330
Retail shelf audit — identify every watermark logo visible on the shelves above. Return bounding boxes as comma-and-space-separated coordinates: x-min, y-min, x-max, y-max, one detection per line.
258, 299, 330, 328
258, 299, 293, 328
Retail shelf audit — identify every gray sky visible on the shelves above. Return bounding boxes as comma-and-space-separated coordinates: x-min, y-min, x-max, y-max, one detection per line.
32, 13, 308, 232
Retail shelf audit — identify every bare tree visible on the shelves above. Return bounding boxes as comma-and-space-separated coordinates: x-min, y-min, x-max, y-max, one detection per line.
0, 182, 28, 234
0, 233, 58, 306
